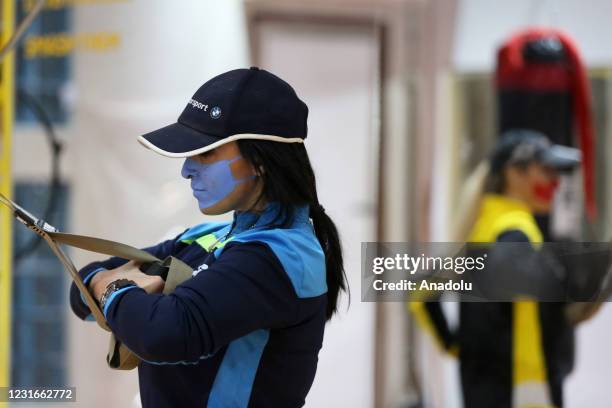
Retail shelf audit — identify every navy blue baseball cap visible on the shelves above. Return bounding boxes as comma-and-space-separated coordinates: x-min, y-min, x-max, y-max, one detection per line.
139, 67, 308, 157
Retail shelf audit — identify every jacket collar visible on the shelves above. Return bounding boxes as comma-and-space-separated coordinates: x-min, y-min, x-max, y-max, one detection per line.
232, 202, 310, 234
481, 193, 532, 217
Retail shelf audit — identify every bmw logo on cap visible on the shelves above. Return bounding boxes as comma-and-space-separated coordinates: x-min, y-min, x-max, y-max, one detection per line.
210, 106, 222, 119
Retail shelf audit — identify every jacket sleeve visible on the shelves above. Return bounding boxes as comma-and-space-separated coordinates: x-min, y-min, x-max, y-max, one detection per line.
409, 301, 457, 355
409, 230, 531, 354
489, 229, 568, 300
69, 230, 187, 320
103, 241, 300, 364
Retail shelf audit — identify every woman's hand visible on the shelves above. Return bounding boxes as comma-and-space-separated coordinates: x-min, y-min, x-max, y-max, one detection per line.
90, 261, 165, 302
565, 302, 602, 326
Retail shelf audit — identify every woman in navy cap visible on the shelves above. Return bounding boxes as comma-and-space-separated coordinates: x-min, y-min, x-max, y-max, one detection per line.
69, 67, 347, 408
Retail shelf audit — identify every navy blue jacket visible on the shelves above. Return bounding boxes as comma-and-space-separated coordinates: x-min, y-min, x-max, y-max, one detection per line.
69, 204, 328, 407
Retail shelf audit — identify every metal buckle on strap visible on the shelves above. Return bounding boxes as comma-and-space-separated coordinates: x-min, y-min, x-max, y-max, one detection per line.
0, 193, 58, 233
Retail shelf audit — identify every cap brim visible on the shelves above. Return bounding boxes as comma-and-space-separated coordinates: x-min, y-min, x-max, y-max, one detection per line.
541, 144, 582, 171
138, 122, 224, 158
139, 123, 306, 158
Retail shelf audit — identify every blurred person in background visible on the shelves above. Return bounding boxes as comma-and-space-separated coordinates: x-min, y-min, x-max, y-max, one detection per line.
68, 67, 347, 408
412, 129, 596, 408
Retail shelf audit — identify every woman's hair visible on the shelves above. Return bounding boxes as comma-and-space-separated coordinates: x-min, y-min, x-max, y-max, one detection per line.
453, 159, 531, 241
452, 161, 489, 241
485, 161, 530, 194
237, 139, 348, 320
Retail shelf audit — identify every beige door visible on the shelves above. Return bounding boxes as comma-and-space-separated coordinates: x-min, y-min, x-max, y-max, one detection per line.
256, 20, 381, 408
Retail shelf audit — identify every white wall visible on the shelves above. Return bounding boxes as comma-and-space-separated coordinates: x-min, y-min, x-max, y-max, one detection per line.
67, 1, 248, 407
454, 0, 612, 72
256, 21, 380, 408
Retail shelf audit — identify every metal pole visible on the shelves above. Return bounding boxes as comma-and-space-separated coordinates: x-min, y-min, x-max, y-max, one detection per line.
0, 0, 15, 401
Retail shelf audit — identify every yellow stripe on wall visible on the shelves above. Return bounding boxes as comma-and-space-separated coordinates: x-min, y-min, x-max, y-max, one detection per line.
0, 0, 15, 400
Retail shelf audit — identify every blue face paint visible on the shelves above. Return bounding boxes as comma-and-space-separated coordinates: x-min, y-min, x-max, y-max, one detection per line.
181, 156, 255, 210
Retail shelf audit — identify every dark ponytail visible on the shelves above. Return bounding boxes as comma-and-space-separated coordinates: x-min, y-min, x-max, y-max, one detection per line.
309, 203, 348, 319
237, 140, 348, 320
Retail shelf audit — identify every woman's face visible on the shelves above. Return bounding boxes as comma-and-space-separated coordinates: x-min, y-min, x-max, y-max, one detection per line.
506, 161, 560, 214
181, 142, 262, 215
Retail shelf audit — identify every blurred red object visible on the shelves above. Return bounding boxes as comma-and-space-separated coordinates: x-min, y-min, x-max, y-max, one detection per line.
496, 28, 596, 221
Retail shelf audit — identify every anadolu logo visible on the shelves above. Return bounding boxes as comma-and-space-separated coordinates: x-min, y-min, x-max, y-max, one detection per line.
210, 106, 222, 119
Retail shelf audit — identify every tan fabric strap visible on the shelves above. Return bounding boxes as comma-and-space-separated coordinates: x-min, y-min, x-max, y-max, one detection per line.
0, 193, 193, 370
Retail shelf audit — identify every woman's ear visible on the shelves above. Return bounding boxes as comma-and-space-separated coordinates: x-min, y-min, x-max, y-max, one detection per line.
503, 166, 519, 191
247, 162, 264, 177
504, 164, 532, 196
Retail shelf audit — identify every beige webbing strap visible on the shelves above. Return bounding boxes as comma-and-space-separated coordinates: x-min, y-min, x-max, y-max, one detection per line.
0, 193, 194, 370
45, 232, 164, 333
48, 231, 161, 263
107, 334, 140, 369
162, 256, 195, 293
0, 193, 162, 331
41, 233, 110, 331
0, 195, 106, 329
108, 256, 193, 370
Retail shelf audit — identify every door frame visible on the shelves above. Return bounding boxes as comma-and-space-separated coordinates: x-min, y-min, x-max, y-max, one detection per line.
244, 1, 457, 406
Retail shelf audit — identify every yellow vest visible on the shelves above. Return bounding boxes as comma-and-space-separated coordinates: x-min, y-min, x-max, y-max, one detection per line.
468, 194, 543, 244
470, 194, 553, 408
